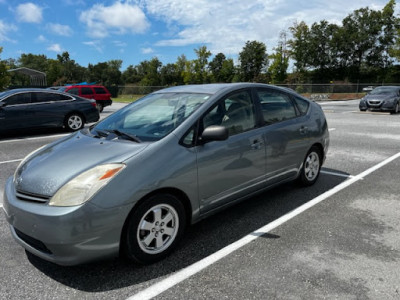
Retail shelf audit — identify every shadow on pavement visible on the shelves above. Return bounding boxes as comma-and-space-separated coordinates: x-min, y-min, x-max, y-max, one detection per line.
27, 169, 347, 293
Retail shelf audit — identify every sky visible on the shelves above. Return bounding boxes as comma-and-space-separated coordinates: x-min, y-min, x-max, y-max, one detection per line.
0, 0, 396, 71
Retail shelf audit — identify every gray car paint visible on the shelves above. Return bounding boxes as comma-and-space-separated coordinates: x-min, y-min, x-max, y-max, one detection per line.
3, 83, 329, 265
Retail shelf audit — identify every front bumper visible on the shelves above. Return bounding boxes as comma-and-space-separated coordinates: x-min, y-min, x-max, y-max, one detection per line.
2, 177, 130, 266
359, 100, 396, 112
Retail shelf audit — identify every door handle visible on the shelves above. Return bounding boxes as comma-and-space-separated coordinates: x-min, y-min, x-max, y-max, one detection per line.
251, 139, 263, 150
299, 126, 308, 135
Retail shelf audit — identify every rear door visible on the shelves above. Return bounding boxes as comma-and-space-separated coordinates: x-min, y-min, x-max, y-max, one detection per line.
29, 92, 72, 127
256, 88, 310, 184
80, 87, 95, 99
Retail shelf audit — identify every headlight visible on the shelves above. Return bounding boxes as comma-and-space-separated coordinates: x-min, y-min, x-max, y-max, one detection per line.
49, 163, 126, 207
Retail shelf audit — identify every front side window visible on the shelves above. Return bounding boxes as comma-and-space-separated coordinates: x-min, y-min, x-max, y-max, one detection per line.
202, 90, 255, 136
66, 87, 79, 95
257, 89, 297, 124
92, 92, 210, 142
4, 93, 31, 106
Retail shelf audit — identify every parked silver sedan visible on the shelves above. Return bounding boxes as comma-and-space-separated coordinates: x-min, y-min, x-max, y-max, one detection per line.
3, 83, 329, 266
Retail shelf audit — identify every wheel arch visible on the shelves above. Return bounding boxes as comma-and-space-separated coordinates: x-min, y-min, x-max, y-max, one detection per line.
119, 187, 193, 253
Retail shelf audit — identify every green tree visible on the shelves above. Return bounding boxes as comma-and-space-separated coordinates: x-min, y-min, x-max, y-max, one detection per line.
288, 21, 310, 73
0, 47, 11, 90
209, 53, 235, 82
122, 65, 141, 84
193, 46, 211, 83
268, 31, 289, 83
239, 40, 268, 82
139, 57, 162, 86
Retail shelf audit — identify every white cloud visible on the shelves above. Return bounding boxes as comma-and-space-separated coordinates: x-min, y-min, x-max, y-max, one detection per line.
142, 0, 391, 55
141, 47, 154, 54
36, 35, 47, 42
83, 41, 104, 53
0, 20, 17, 42
47, 23, 73, 36
47, 43, 63, 52
16, 3, 43, 23
79, 2, 150, 38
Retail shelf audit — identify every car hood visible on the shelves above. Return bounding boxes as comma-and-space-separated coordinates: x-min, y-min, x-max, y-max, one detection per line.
14, 131, 149, 197
364, 94, 395, 101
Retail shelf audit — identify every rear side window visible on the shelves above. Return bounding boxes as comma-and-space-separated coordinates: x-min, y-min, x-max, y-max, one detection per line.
293, 96, 310, 115
31, 92, 73, 103
81, 87, 94, 95
94, 87, 107, 94
32, 92, 56, 103
257, 89, 297, 124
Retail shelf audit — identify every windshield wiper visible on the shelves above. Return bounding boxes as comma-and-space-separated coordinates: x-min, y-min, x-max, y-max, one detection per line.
93, 129, 110, 138
109, 129, 142, 143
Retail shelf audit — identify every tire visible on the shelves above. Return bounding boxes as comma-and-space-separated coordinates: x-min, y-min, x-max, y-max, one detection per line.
96, 102, 104, 113
64, 113, 84, 131
298, 146, 322, 186
123, 193, 186, 264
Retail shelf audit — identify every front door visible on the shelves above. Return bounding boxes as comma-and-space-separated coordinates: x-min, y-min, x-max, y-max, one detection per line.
196, 89, 266, 213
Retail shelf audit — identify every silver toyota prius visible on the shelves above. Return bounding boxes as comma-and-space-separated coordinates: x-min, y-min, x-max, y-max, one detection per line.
3, 83, 329, 266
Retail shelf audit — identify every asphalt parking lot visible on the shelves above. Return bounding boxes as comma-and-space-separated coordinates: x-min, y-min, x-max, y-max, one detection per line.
1, 100, 399, 299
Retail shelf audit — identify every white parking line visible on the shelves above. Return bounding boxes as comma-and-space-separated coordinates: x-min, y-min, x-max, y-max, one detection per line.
127, 151, 400, 300
320, 170, 354, 179
0, 159, 23, 165
329, 128, 336, 131
0, 134, 68, 144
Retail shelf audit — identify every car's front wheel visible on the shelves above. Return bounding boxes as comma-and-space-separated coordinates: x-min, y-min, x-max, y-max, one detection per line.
123, 193, 186, 264
298, 146, 322, 186
65, 113, 84, 131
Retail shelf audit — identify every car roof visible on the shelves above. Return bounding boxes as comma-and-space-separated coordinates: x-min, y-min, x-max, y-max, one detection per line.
153, 83, 290, 95
0, 88, 74, 99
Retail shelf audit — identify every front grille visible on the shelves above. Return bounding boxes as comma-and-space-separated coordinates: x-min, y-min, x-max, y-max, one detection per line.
16, 190, 50, 203
367, 100, 382, 106
14, 228, 52, 254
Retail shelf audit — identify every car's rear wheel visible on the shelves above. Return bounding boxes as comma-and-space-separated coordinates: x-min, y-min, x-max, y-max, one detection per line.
123, 193, 186, 264
96, 102, 104, 113
298, 146, 322, 186
65, 113, 84, 131
390, 102, 399, 114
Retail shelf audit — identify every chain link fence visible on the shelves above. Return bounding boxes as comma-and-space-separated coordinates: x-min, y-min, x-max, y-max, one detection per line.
112, 83, 397, 101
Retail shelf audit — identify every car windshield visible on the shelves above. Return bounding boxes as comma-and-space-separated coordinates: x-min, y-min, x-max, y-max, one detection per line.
369, 87, 398, 95
91, 92, 210, 142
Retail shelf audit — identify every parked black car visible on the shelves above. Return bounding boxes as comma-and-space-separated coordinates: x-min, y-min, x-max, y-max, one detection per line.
359, 86, 400, 114
0, 88, 100, 134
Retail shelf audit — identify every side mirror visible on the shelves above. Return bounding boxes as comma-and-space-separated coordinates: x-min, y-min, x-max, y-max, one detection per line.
200, 125, 229, 143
